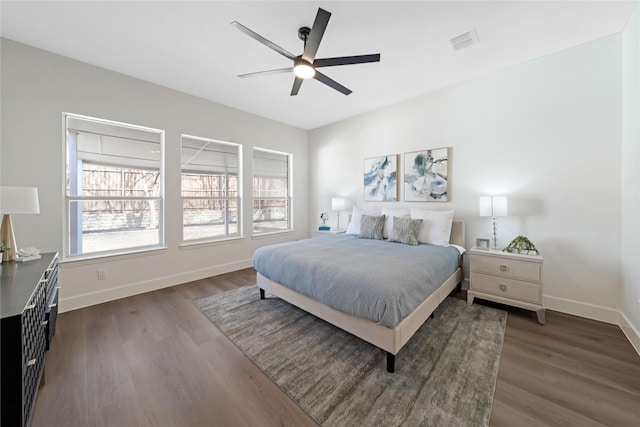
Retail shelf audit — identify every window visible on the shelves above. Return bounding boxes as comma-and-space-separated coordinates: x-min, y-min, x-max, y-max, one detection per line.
65, 114, 164, 257
253, 148, 292, 234
181, 135, 241, 242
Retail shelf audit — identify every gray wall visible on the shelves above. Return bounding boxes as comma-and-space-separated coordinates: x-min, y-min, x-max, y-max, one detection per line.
0, 39, 309, 311
309, 33, 630, 329
621, 7, 640, 350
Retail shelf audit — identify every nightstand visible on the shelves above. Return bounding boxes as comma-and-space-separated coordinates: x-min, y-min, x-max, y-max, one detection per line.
468, 247, 545, 324
310, 229, 346, 237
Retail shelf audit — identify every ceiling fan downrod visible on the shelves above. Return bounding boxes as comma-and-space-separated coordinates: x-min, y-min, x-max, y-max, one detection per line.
298, 26, 311, 48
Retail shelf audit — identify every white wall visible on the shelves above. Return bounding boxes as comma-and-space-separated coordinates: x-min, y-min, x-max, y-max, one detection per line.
309, 34, 624, 324
621, 7, 640, 352
0, 39, 309, 312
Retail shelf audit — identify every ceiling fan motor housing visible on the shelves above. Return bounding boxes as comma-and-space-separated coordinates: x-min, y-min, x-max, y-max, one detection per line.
298, 26, 311, 42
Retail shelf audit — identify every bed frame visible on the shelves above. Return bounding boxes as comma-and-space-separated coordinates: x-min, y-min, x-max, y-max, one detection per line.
257, 219, 465, 373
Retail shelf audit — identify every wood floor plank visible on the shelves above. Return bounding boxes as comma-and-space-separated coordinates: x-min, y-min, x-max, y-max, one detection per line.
31, 268, 640, 427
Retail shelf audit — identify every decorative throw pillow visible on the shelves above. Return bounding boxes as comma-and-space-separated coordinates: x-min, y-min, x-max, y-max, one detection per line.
388, 217, 423, 246
381, 208, 411, 239
345, 206, 380, 235
410, 208, 454, 245
359, 214, 385, 240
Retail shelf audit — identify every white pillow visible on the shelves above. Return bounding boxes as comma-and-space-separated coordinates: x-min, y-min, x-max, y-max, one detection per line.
381, 208, 410, 239
345, 206, 380, 235
410, 208, 454, 245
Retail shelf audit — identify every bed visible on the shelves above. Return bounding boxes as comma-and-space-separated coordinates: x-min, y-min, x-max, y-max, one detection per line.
253, 219, 465, 373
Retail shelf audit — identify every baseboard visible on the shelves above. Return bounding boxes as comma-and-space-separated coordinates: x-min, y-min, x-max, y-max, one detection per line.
545, 295, 640, 356
59, 258, 253, 313
620, 312, 640, 355
544, 295, 621, 324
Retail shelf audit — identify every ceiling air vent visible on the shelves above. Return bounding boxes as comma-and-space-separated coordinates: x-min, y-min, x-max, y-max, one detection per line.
450, 29, 478, 50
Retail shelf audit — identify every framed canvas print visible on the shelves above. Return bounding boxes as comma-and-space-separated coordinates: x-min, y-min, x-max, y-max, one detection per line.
363, 155, 398, 202
404, 147, 449, 202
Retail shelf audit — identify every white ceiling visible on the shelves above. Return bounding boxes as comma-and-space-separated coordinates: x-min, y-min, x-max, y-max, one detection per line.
1, 1, 637, 130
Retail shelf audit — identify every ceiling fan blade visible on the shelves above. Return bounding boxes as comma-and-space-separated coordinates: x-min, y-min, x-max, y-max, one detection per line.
238, 68, 293, 78
302, 8, 331, 63
313, 54, 381, 68
313, 71, 352, 96
231, 21, 296, 60
290, 77, 304, 96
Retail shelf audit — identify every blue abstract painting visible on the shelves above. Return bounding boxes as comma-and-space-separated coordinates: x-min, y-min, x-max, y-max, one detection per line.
364, 155, 398, 202
404, 147, 449, 201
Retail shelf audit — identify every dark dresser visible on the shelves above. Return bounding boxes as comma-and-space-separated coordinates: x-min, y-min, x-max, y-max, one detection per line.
1, 253, 59, 427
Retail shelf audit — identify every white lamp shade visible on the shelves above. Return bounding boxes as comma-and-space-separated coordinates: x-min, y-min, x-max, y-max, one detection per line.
479, 196, 493, 217
0, 186, 40, 214
492, 196, 508, 217
479, 195, 508, 217
331, 197, 346, 211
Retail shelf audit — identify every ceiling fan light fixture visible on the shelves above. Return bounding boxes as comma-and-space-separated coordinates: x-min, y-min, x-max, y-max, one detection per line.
293, 59, 315, 79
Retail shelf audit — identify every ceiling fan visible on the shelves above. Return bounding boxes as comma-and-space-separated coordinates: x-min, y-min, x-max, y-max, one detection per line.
231, 7, 381, 96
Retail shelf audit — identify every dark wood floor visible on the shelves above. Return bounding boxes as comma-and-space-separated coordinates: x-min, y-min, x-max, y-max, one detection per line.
32, 268, 640, 426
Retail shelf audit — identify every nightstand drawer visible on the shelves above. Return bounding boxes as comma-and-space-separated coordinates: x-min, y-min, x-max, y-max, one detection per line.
470, 272, 542, 304
471, 254, 541, 282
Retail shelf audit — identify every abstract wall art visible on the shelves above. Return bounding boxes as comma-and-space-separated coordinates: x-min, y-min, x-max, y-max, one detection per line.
404, 147, 449, 202
363, 155, 398, 202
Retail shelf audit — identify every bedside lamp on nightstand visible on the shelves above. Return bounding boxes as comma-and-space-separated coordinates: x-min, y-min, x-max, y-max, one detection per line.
479, 195, 507, 250
331, 197, 351, 231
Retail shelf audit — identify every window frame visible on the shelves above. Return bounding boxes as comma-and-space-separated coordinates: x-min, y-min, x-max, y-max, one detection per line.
180, 134, 242, 244
63, 113, 165, 260
252, 147, 293, 236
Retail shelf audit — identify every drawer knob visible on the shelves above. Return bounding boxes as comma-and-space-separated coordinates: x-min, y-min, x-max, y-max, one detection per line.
500, 265, 508, 272
49, 303, 58, 308
499, 284, 507, 292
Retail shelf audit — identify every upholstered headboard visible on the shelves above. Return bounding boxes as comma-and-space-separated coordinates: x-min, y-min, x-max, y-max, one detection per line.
450, 219, 465, 248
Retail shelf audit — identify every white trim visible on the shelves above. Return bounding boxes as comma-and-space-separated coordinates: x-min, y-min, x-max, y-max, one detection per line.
543, 294, 639, 356
58, 258, 252, 313
620, 312, 640, 355
544, 294, 620, 324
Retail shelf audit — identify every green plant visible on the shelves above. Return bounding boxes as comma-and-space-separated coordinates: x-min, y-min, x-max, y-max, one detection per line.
503, 235, 539, 255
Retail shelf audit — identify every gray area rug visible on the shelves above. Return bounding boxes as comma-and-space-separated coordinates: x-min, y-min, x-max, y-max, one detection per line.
197, 286, 506, 426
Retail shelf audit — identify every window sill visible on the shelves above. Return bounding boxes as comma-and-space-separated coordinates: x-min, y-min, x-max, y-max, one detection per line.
60, 246, 169, 266
251, 229, 295, 240
180, 236, 244, 250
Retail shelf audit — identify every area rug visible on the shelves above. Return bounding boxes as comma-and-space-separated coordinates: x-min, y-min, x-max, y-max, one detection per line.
197, 286, 506, 426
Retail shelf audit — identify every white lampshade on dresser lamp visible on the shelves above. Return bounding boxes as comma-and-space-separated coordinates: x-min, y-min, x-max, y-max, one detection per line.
331, 197, 351, 231
479, 195, 508, 250
0, 186, 40, 262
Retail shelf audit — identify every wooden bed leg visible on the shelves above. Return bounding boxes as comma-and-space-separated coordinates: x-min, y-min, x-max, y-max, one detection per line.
430, 313, 434, 319
456, 281, 462, 292
386, 353, 395, 373
259, 288, 265, 300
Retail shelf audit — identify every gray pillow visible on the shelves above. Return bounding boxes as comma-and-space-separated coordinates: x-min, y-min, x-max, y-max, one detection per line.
359, 214, 385, 240
388, 217, 423, 246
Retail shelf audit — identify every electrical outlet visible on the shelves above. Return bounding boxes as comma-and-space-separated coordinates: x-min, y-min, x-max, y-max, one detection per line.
97, 268, 108, 280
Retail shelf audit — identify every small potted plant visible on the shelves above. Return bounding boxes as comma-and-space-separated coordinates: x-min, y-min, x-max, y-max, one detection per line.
319, 212, 330, 231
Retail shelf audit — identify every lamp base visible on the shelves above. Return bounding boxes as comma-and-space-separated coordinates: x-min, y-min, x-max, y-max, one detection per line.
1, 214, 18, 262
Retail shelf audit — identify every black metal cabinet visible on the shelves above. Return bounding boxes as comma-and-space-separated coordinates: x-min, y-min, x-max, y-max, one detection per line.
1, 253, 59, 427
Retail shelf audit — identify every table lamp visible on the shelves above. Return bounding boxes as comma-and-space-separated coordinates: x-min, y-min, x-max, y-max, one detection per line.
479, 195, 508, 250
331, 197, 351, 231
1, 186, 40, 261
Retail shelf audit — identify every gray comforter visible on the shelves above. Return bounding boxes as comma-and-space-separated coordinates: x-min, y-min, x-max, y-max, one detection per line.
253, 234, 460, 328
